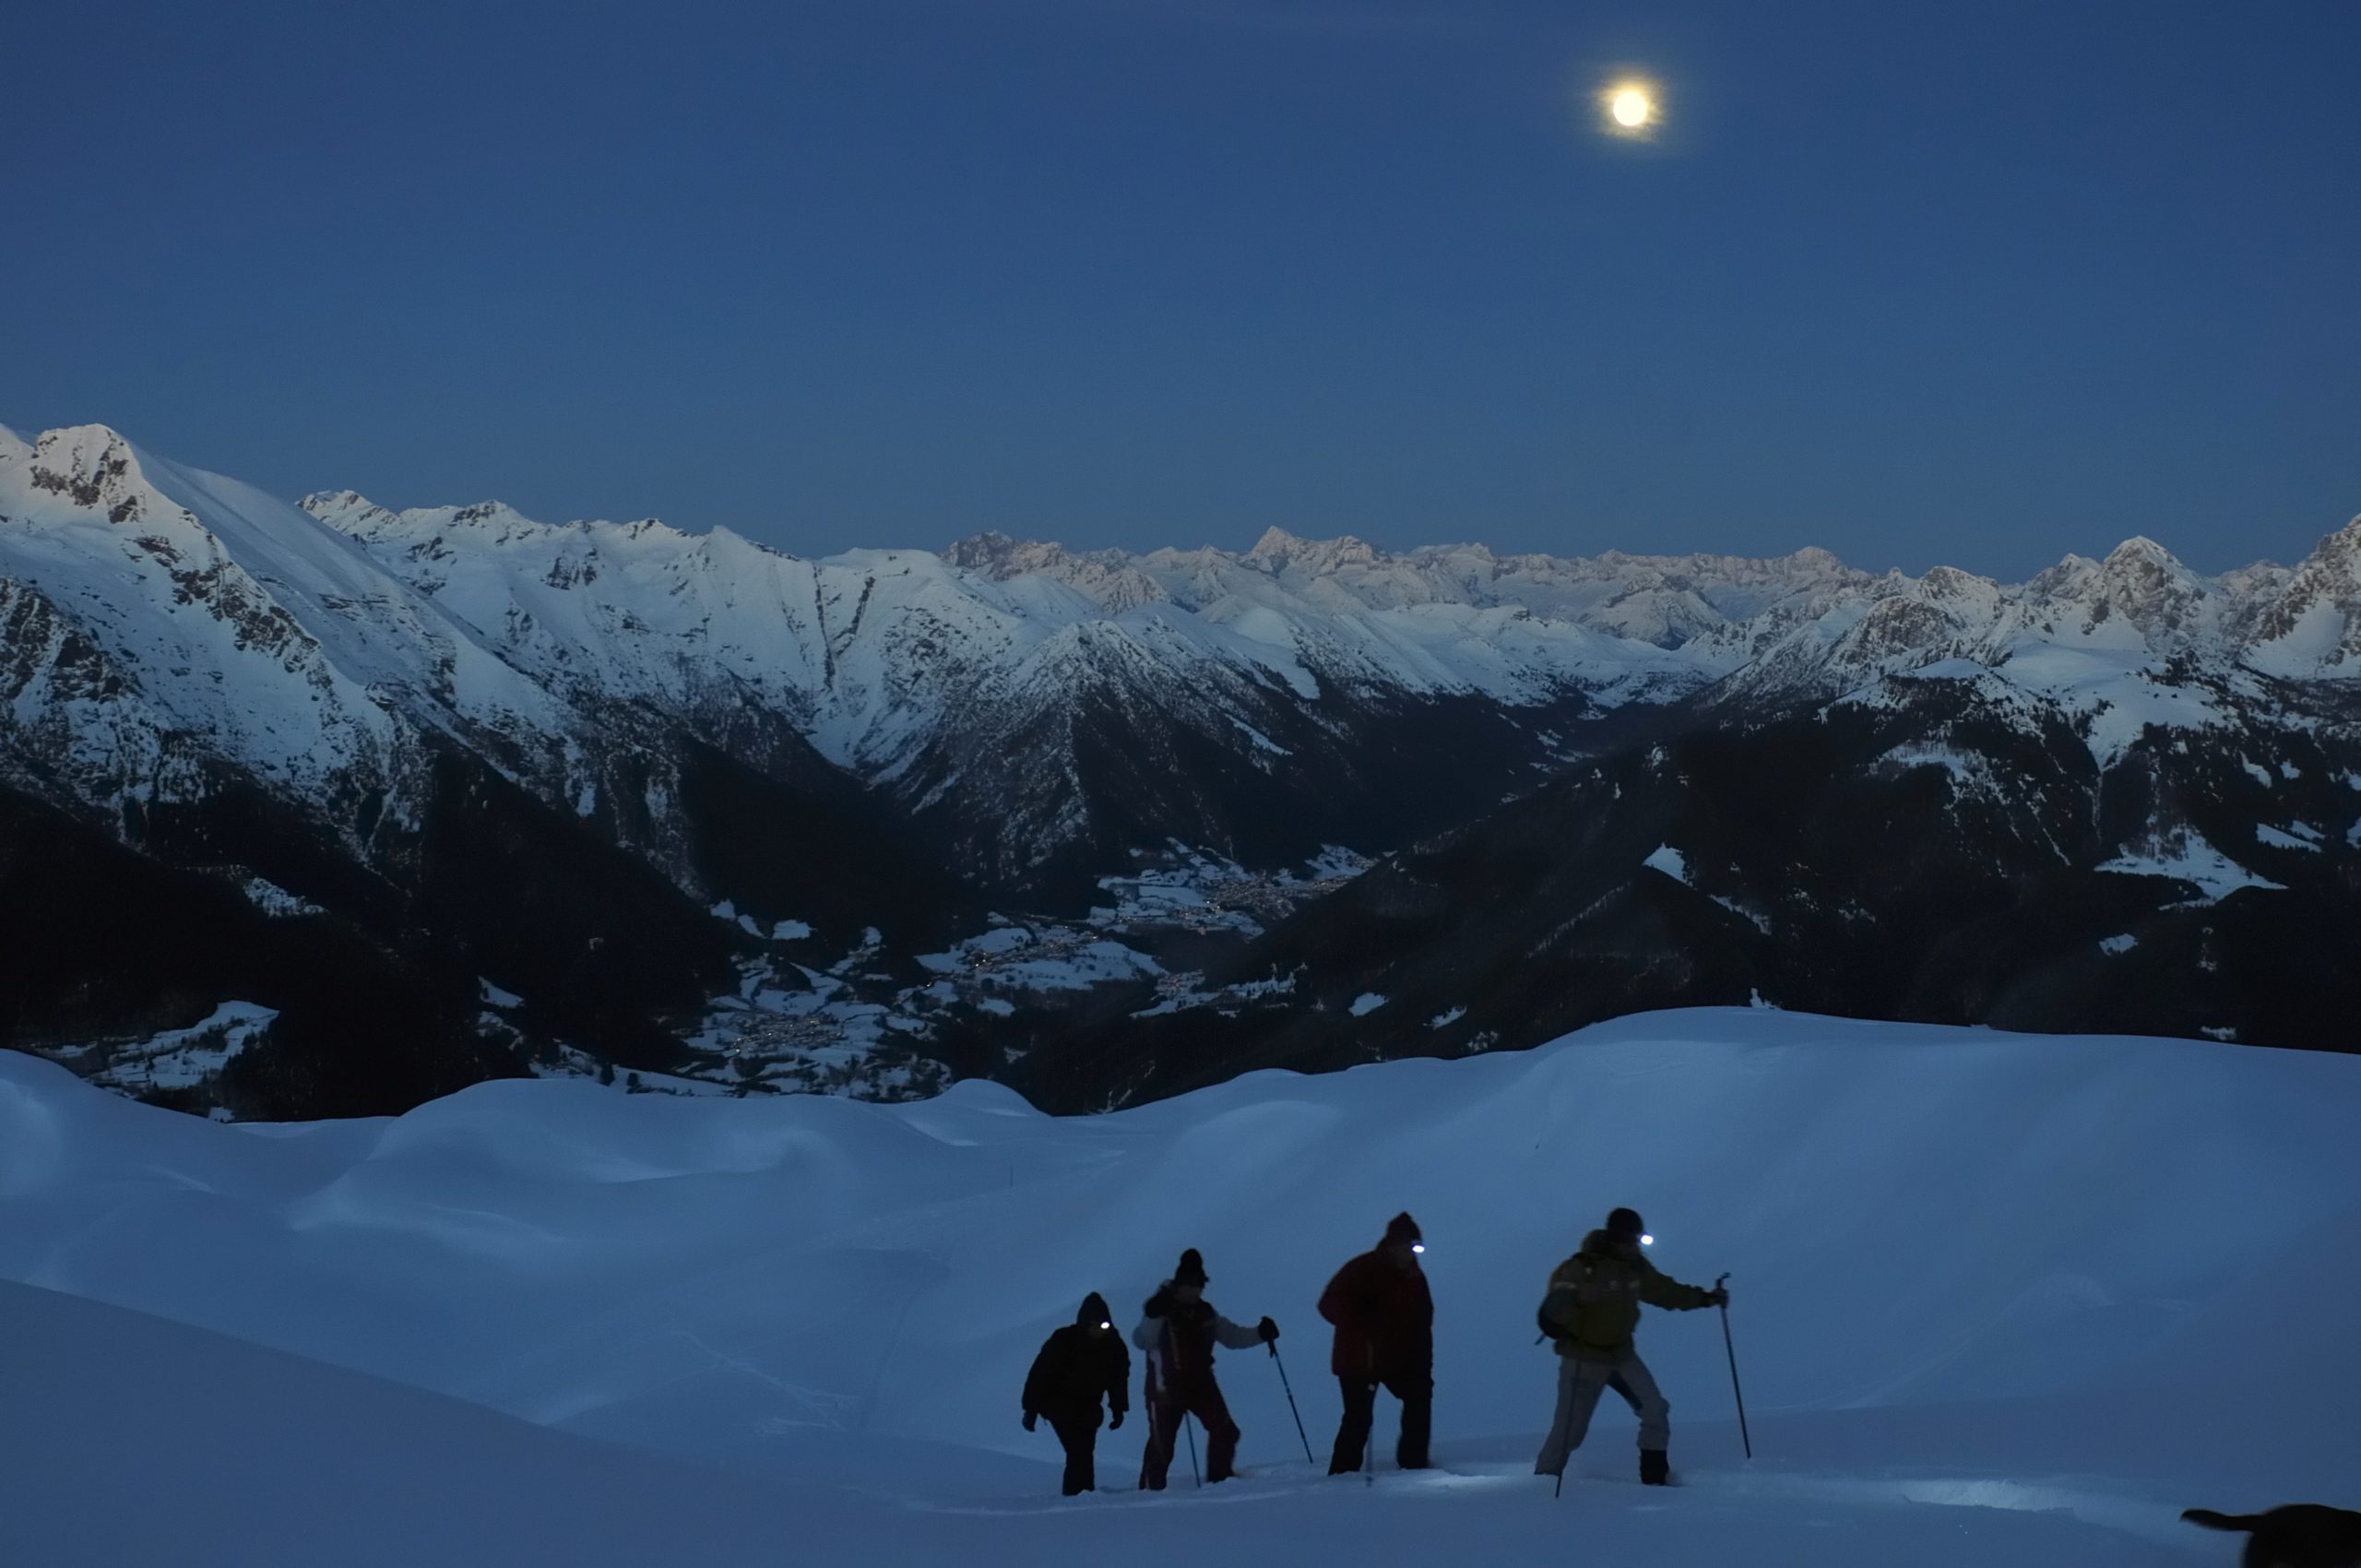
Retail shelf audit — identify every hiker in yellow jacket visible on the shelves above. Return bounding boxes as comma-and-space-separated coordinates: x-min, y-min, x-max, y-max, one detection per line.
1533, 1206, 1725, 1487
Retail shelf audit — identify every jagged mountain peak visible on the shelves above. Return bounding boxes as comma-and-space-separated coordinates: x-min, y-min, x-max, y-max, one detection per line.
942, 529, 1026, 568
298, 489, 400, 536
1245, 526, 1382, 572
943, 530, 1091, 578
27, 421, 137, 459
12, 422, 152, 524
306, 493, 539, 538
2077, 534, 2208, 605
1584, 543, 1872, 589
300, 487, 374, 512
301, 491, 697, 561
2242, 514, 2361, 676
941, 530, 1170, 612
2305, 514, 2361, 568
2025, 552, 2099, 594
2097, 534, 2201, 578
1245, 524, 1304, 559
1917, 563, 1999, 598
2022, 535, 2196, 591
1996, 538, 2218, 659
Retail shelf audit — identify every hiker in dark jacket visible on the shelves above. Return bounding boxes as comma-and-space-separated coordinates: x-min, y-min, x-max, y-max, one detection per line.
1533, 1206, 1726, 1487
1317, 1211, 1434, 1473
1132, 1249, 1276, 1489
1023, 1291, 1131, 1495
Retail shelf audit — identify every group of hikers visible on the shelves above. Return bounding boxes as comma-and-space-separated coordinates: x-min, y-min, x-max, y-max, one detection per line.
1021, 1206, 1730, 1496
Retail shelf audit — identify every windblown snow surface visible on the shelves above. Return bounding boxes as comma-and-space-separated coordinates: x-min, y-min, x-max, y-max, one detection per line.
2, 1008, 2355, 1566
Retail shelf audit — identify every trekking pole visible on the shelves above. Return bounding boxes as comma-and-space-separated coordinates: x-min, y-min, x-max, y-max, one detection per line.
1554, 1347, 1581, 1500
1267, 1343, 1317, 1467
1183, 1412, 1202, 1488
1715, 1273, 1753, 1461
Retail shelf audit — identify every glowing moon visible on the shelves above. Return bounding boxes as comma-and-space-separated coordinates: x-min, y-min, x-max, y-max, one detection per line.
1596, 77, 1661, 138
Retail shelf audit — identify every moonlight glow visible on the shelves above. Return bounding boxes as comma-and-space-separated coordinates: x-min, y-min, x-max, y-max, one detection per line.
1599, 78, 1660, 138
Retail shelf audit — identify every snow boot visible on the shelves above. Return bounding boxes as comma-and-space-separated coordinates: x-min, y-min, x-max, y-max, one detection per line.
1639, 1449, 1671, 1486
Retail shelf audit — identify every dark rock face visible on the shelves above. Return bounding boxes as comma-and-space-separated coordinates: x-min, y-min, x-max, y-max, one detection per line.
0, 783, 519, 1121
1007, 678, 2361, 1113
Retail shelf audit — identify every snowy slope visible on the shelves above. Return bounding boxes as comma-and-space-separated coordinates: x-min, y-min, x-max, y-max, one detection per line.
1, 425, 499, 827
4, 1008, 2357, 1565
0, 1278, 902, 1568
0, 1280, 2194, 1568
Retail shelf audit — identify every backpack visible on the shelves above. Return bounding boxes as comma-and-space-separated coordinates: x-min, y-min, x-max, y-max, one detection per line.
1536, 1256, 1590, 1343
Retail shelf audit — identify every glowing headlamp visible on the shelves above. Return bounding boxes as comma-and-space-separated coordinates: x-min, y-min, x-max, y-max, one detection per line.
1410, 1242, 1426, 1254
1639, 1234, 1655, 1247
1099, 1320, 1113, 1329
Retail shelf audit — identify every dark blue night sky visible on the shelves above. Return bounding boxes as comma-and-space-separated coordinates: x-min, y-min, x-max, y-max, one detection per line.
9, 0, 2357, 576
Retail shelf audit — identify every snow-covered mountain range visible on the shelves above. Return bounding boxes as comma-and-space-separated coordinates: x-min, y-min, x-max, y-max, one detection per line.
4, 421, 2357, 1116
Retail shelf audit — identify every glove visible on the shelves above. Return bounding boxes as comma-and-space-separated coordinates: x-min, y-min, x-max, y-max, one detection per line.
1109, 1409, 1125, 1431
1144, 1294, 1168, 1319
1702, 1287, 1729, 1309
1022, 1410, 1038, 1431
1257, 1316, 1279, 1343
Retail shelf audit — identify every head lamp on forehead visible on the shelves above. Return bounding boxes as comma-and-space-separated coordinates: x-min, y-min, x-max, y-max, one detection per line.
1411, 1242, 1426, 1254
1640, 1234, 1654, 1247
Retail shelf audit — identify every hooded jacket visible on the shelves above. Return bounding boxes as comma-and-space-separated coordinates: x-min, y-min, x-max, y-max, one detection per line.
1538, 1229, 1710, 1355
1024, 1293, 1131, 1423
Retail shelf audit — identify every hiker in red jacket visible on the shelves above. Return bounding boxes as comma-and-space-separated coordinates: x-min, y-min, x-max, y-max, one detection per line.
1132, 1248, 1277, 1489
1318, 1211, 1434, 1473
1022, 1291, 1130, 1496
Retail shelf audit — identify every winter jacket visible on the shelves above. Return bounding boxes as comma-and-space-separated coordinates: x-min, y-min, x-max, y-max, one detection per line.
1024, 1316, 1130, 1424
1133, 1284, 1263, 1397
1317, 1248, 1433, 1381
1538, 1229, 1710, 1355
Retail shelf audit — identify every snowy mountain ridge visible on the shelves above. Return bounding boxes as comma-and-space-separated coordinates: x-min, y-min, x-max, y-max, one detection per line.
287, 449, 2361, 806
298, 454, 2361, 796
6, 420, 2360, 1119
8, 420, 2357, 875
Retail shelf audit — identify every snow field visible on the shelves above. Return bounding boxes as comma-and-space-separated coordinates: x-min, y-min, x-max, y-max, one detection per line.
3, 1006, 2358, 1565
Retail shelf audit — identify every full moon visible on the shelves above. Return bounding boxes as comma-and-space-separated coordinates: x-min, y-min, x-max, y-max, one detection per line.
1610, 88, 1652, 128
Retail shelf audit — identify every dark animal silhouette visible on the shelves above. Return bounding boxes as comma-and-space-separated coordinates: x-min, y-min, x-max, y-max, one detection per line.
2183, 1505, 2361, 1568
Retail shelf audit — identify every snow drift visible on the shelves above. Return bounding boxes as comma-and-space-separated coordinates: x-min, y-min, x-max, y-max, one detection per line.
2, 1007, 2357, 1565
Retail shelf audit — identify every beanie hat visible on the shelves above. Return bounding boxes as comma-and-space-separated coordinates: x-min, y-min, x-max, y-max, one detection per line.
1173, 1248, 1208, 1286
1606, 1206, 1646, 1240
1078, 1291, 1112, 1327
1383, 1212, 1422, 1246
